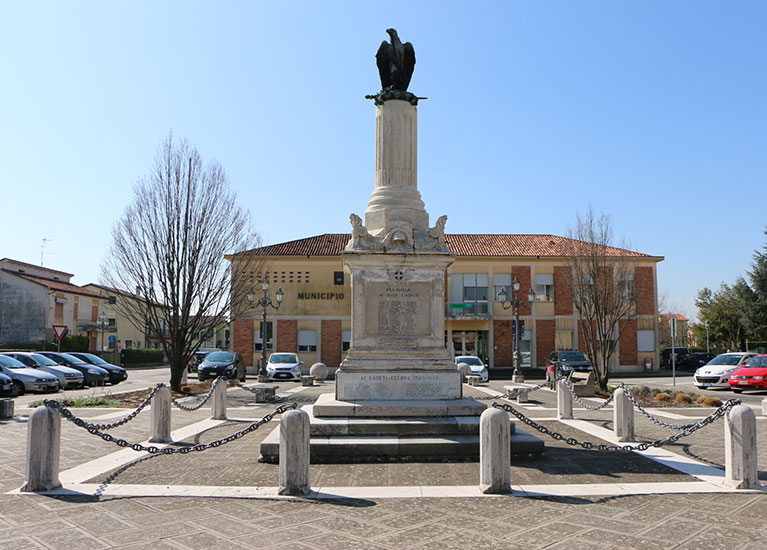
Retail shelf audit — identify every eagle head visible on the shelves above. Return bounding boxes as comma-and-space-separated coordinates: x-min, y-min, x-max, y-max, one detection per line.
386, 28, 398, 40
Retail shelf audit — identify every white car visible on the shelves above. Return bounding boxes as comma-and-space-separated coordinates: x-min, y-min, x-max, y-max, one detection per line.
693, 352, 758, 389
454, 356, 489, 382
266, 353, 303, 381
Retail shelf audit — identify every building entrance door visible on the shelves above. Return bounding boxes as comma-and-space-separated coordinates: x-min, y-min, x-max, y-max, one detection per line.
452, 331, 488, 364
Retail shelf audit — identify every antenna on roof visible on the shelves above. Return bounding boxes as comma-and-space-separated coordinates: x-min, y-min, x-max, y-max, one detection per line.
40, 237, 52, 267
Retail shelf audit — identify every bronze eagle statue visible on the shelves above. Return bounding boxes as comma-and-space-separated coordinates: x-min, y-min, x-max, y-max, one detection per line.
376, 28, 416, 92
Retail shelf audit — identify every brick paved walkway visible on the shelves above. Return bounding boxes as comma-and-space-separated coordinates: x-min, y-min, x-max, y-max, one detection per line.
2, 380, 767, 549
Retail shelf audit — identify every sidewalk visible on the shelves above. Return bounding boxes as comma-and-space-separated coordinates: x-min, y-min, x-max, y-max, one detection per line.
2, 380, 767, 549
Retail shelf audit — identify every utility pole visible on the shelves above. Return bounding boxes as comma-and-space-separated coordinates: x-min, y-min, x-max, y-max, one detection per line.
40, 237, 52, 267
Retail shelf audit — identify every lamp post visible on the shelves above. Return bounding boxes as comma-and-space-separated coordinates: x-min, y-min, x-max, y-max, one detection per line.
97, 311, 107, 353
498, 277, 536, 383
704, 320, 710, 354
247, 279, 284, 383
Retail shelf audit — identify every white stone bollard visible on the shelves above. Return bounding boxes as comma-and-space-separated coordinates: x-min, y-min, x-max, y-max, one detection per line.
761, 398, 767, 417
21, 405, 62, 492
279, 409, 311, 495
309, 362, 328, 382
613, 387, 634, 442
0, 398, 14, 419
211, 378, 227, 420
149, 386, 172, 443
457, 363, 471, 381
479, 408, 511, 494
557, 379, 573, 419
724, 404, 760, 489
517, 389, 529, 404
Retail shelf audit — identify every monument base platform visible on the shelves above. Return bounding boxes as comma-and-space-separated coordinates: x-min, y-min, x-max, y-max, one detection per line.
313, 393, 485, 417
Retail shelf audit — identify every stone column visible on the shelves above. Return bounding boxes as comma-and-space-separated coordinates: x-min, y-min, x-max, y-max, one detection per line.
479, 408, 511, 494
149, 386, 172, 443
613, 387, 634, 442
761, 398, 767, 417
278, 409, 311, 495
724, 404, 760, 489
557, 379, 573, 419
21, 405, 61, 492
211, 378, 227, 420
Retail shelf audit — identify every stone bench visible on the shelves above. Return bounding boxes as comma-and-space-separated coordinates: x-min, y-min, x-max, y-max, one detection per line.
301, 375, 315, 387
466, 375, 481, 386
251, 385, 278, 403
570, 371, 595, 397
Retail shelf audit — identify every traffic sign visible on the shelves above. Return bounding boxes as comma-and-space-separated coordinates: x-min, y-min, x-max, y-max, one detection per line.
108, 335, 116, 343
52, 325, 68, 340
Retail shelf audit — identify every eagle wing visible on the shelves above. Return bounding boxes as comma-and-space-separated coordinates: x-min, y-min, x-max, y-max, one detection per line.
376, 41, 392, 89
401, 42, 416, 91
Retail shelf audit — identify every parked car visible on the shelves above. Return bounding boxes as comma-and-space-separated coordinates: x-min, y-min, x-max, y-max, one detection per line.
0, 371, 13, 396
728, 355, 767, 393
69, 352, 128, 385
38, 352, 109, 387
0, 355, 60, 395
198, 352, 245, 382
679, 352, 716, 371
661, 347, 690, 367
187, 348, 220, 373
547, 351, 592, 376
454, 356, 489, 382
1, 352, 85, 389
266, 353, 303, 381
693, 352, 758, 390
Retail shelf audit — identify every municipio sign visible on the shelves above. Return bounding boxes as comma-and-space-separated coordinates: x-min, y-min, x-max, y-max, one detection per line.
52, 325, 68, 340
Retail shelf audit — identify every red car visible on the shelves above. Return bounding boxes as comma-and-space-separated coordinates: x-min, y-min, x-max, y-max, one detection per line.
728, 355, 767, 393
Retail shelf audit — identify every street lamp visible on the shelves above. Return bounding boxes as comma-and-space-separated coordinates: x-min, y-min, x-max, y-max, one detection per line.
498, 277, 536, 383
704, 320, 710, 354
247, 278, 284, 383
97, 311, 107, 353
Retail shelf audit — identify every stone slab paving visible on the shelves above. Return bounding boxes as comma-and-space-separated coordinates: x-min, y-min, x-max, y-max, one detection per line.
2, 380, 767, 548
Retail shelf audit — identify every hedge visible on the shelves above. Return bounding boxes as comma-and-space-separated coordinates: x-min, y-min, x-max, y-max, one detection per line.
120, 348, 164, 365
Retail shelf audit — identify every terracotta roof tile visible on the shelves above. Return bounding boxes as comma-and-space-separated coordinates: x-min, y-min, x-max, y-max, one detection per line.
10, 272, 104, 299
235, 234, 656, 259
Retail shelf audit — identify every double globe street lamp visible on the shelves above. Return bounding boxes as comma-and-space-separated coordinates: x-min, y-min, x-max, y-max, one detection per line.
247, 279, 284, 383
498, 277, 536, 383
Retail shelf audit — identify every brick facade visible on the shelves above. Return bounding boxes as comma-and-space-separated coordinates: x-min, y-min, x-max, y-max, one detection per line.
233, 318, 254, 367
619, 319, 638, 366
511, 266, 532, 315
553, 265, 572, 316
635, 266, 655, 316
277, 319, 297, 353
536, 319, 555, 367
321, 320, 342, 368
493, 320, 513, 367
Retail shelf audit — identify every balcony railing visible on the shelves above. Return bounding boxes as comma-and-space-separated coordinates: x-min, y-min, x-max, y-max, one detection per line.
446, 302, 490, 318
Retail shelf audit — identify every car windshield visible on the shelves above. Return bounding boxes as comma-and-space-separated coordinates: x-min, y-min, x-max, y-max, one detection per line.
745, 357, 767, 368
0, 355, 27, 369
560, 352, 588, 361
78, 353, 107, 364
457, 357, 483, 366
206, 352, 234, 362
708, 354, 742, 366
59, 353, 88, 365
30, 354, 60, 366
270, 354, 298, 364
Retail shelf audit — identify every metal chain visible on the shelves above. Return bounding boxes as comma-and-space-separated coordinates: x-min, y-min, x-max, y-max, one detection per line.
171, 376, 223, 411
472, 375, 567, 401
231, 382, 318, 403
43, 399, 297, 454
563, 377, 616, 411
621, 385, 698, 430
492, 398, 741, 452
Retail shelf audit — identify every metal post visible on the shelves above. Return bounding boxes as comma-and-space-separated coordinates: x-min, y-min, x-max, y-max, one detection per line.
671, 317, 676, 387
260, 304, 268, 383
705, 321, 710, 354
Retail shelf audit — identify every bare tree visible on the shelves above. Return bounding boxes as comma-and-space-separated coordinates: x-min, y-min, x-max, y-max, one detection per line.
563, 207, 638, 391
101, 134, 261, 391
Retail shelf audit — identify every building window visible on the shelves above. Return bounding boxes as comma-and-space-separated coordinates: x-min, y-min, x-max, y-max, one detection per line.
298, 330, 317, 352
342, 330, 351, 352
493, 274, 511, 302
108, 318, 116, 327
555, 330, 574, 350
535, 274, 554, 302
125, 340, 133, 349
449, 273, 489, 315
637, 330, 654, 352
334, 271, 344, 285
254, 321, 273, 351
620, 274, 636, 301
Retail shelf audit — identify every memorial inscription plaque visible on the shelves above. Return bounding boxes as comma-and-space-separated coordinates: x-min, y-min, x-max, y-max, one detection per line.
365, 281, 430, 336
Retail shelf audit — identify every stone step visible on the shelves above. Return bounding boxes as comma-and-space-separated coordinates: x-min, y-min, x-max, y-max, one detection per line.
259, 427, 544, 463
312, 393, 487, 417
303, 406, 516, 436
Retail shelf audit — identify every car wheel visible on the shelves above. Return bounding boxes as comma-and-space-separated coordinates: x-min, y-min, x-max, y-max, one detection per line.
12, 381, 24, 396
239, 370, 246, 382
732, 388, 743, 394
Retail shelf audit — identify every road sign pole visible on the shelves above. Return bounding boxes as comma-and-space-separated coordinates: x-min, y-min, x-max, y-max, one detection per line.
671, 317, 677, 387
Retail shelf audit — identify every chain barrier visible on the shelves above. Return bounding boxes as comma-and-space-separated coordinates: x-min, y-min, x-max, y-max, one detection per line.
471, 375, 567, 401
171, 376, 223, 411
563, 377, 616, 411
492, 398, 741, 452
231, 381, 318, 403
620, 385, 698, 430
43, 399, 298, 454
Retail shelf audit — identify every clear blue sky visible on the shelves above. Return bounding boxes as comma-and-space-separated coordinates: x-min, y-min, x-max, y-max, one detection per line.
2, 1, 765, 320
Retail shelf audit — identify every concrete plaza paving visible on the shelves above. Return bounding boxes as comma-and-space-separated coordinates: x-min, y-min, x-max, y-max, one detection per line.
2, 379, 767, 548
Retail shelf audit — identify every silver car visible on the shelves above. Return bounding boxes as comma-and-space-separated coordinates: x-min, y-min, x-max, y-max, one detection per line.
0, 355, 60, 395
0, 372, 12, 396
1, 352, 85, 390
